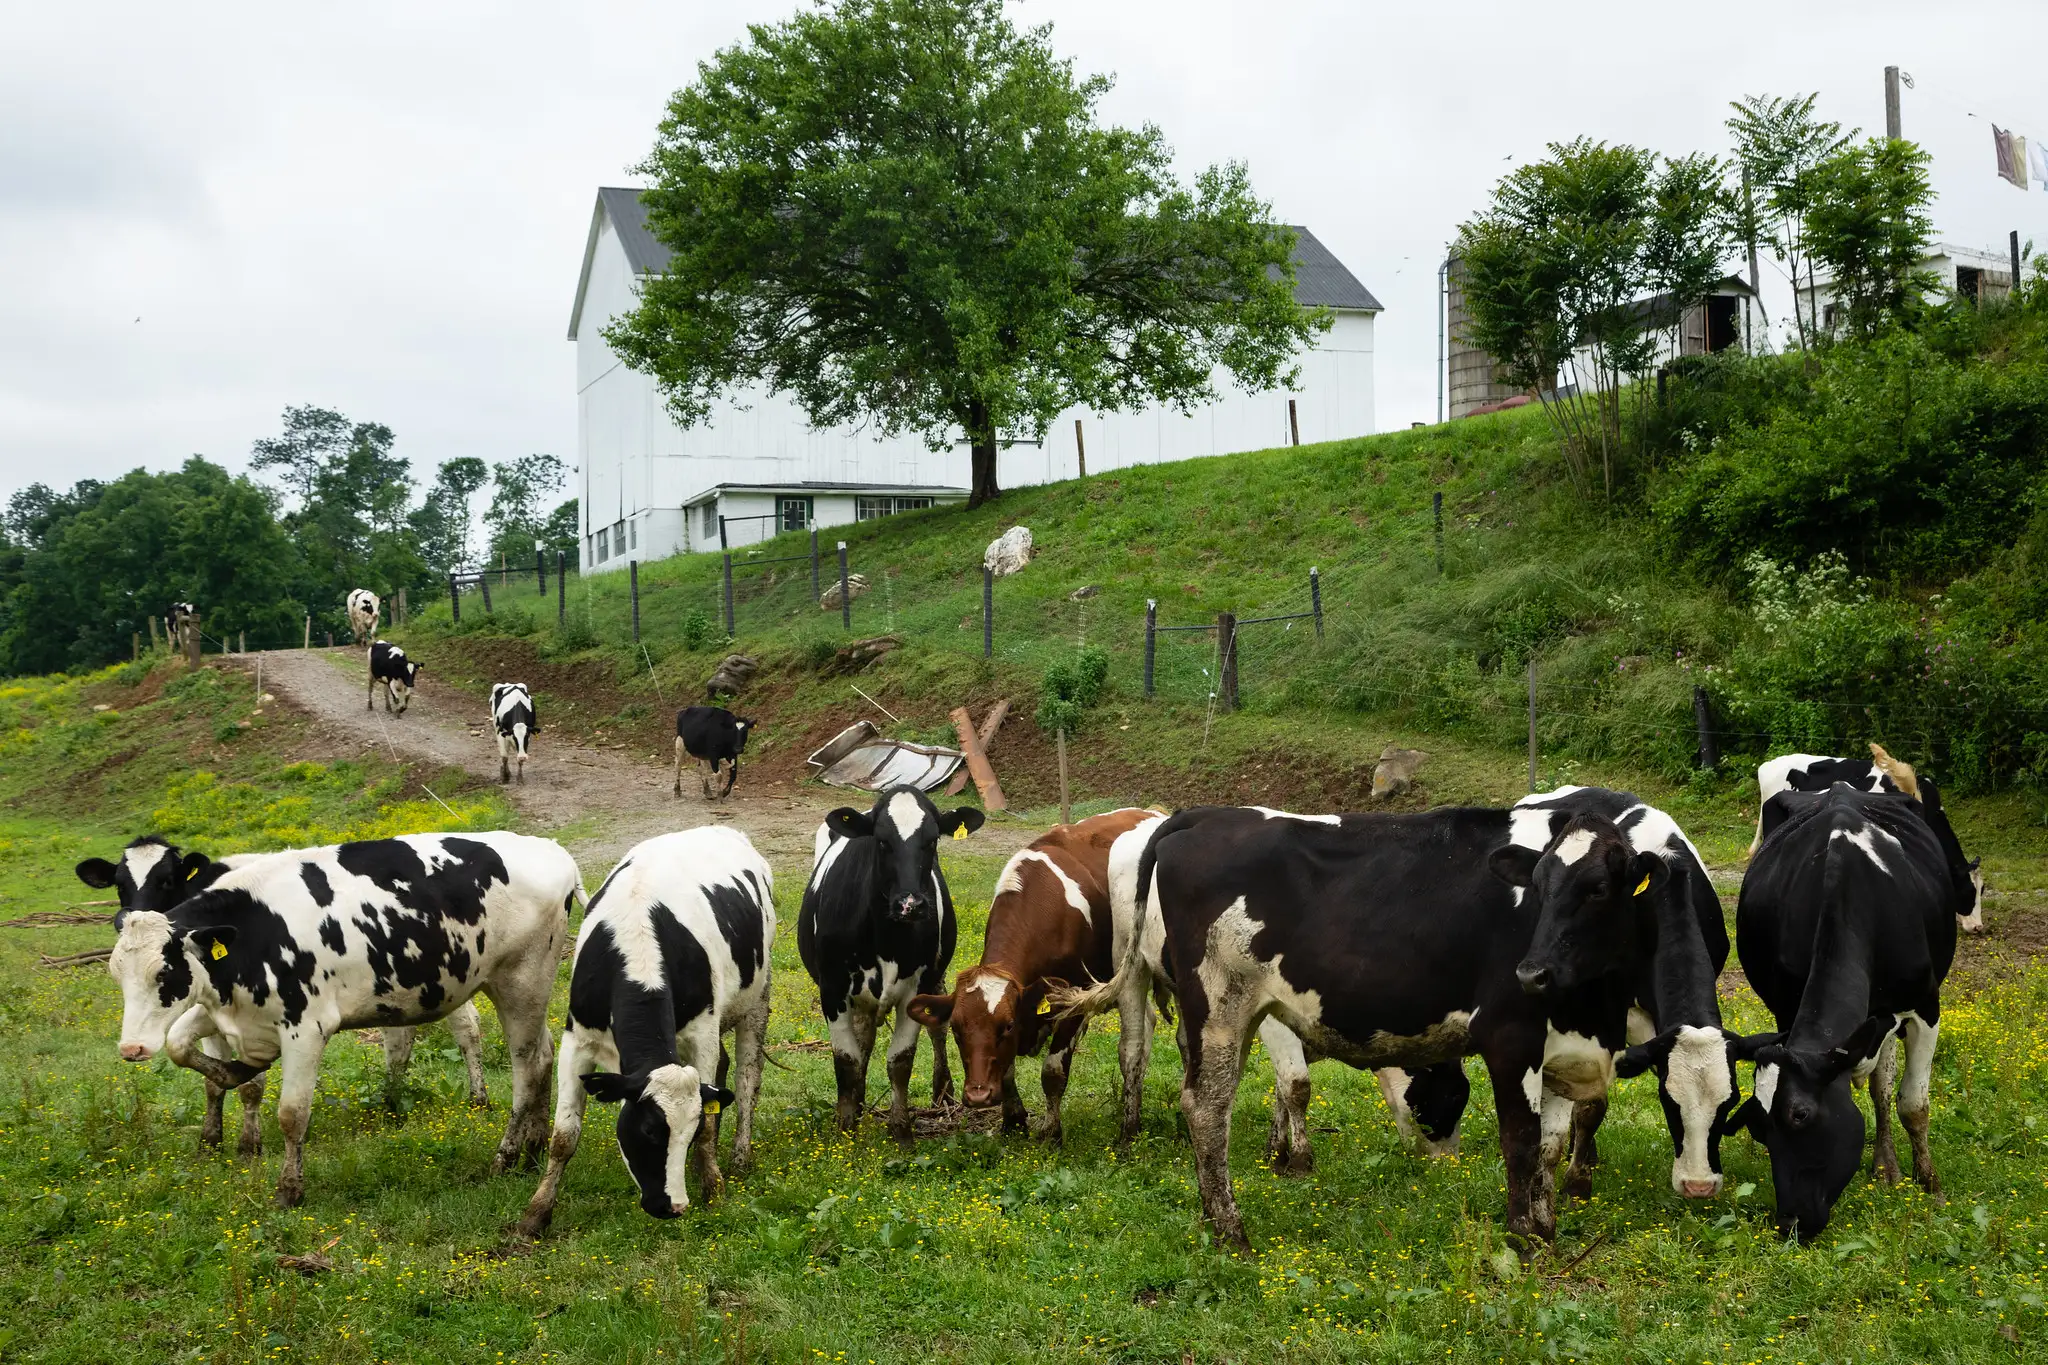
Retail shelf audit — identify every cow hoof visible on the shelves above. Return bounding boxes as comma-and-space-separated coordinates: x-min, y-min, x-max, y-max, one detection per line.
237, 1136, 263, 1158
1562, 1169, 1593, 1202
469, 1094, 493, 1111
514, 1215, 549, 1241
199, 1124, 223, 1150
1033, 1121, 1064, 1147
274, 1182, 304, 1209
1274, 1150, 1314, 1178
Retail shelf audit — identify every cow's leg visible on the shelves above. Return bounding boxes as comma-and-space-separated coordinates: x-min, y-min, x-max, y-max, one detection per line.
368, 672, 376, 711
883, 1004, 922, 1146
447, 1001, 490, 1108
1539, 1084, 1575, 1170
1036, 1016, 1086, 1146
1483, 1043, 1556, 1248
1870, 1032, 1901, 1185
234, 1071, 266, 1156
197, 1031, 264, 1154
517, 1026, 613, 1238
380, 1026, 417, 1114
271, 1031, 329, 1208
828, 1007, 876, 1131
1181, 1007, 1254, 1252
499, 732, 511, 785
730, 985, 769, 1172
672, 738, 685, 798
1116, 966, 1155, 1144
1561, 1095, 1608, 1202
927, 1018, 954, 1105
1260, 1018, 1313, 1175
701, 758, 715, 800
682, 1020, 726, 1203
1899, 1014, 1942, 1198
720, 758, 739, 799
488, 975, 558, 1174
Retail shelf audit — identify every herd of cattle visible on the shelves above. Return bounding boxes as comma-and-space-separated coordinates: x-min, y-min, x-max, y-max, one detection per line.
72, 652, 1982, 1253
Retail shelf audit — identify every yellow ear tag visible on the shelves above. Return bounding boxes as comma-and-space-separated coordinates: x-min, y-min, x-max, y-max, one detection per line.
1037, 1001, 1053, 1017
703, 1100, 721, 1116
1634, 873, 1652, 896
187, 866, 201, 880
952, 825, 969, 841
209, 940, 228, 961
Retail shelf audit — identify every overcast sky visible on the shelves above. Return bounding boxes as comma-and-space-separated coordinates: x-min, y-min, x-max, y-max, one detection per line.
4, 0, 2046, 503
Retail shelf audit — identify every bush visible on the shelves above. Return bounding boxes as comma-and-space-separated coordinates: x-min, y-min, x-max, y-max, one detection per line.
680, 608, 718, 652
1036, 646, 1109, 734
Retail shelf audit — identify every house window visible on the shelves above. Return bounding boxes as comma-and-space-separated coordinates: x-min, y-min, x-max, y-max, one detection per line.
702, 504, 718, 539
857, 495, 934, 521
778, 496, 813, 532
596, 528, 609, 563
613, 520, 626, 556
895, 496, 933, 513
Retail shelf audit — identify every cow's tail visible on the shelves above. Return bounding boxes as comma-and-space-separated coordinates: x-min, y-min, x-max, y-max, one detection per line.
1048, 811, 1182, 1021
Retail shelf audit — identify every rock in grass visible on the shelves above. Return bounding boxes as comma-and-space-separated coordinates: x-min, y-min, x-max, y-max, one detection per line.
1371, 746, 1429, 799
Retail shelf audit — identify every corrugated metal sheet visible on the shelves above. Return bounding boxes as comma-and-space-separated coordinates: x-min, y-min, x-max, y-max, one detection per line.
806, 722, 963, 792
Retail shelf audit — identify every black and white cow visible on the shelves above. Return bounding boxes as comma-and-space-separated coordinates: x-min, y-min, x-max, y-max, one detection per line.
368, 641, 422, 714
166, 602, 196, 648
518, 826, 772, 1234
1075, 803, 1670, 1250
1755, 745, 1985, 931
491, 683, 536, 784
672, 706, 752, 800
798, 786, 983, 1141
80, 836, 492, 1151
1731, 784, 1957, 1241
107, 831, 579, 1206
346, 589, 380, 645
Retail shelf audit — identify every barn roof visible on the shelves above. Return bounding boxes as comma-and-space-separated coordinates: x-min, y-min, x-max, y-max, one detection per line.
572, 189, 1381, 338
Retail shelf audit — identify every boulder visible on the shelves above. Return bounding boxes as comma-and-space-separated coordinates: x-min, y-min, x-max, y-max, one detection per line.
1371, 746, 1429, 800
820, 573, 870, 609
705, 653, 759, 699
984, 526, 1035, 578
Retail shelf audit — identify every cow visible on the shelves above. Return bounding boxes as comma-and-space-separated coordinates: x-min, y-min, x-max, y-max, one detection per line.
368, 641, 422, 714
165, 602, 196, 649
673, 706, 751, 799
906, 808, 1160, 1145
79, 836, 492, 1153
106, 831, 580, 1206
798, 786, 983, 1142
1755, 744, 1985, 932
1730, 783, 1957, 1240
491, 683, 536, 784
517, 826, 772, 1235
1065, 803, 1674, 1250
346, 589, 380, 645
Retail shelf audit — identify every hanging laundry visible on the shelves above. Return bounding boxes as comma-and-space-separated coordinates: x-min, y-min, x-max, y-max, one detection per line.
1995, 126, 2022, 187
2019, 135, 2033, 191
2031, 139, 2048, 192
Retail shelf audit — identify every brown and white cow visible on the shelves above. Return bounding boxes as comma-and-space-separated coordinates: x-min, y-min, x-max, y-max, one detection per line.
908, 808, 1159, 1144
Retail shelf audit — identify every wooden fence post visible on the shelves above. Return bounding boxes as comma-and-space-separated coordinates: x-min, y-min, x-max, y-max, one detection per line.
1143, 600, 1157, 697
238, 630, 246, 655
556, 553, 567, 627
185, 615, 201, 671
1527, 656, 1538, 792
948, 706, 1008, 811
1288, 399, 1300, 447
449, 575, 461, 624
303, 615, 311, 649
1693, 685, 1718, 770
537, 549, 547, 597
630, 560, 641, 642
983, 566, 993, 659
1056, 727, 1071, 825
837, 542, 851, 629
722, 553, 735, 636
810, 528, 821, 605
1216, 611, 1238, 711
1309, 568, 1323, 641
397, 586, 407, 627
148, 615, 161, 651
1074, 418, 1087, 478
132, 632, 140, 662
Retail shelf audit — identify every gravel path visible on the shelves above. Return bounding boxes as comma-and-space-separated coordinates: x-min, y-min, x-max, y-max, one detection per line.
246, 647, 1044, 876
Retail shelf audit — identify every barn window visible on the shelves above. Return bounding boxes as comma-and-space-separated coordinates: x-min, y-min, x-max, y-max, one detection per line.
778, 497, 813, 532
629, 519, 638, 550
701, 504, 718, 539
613, 520, 626, 555
858, 495, 933, 521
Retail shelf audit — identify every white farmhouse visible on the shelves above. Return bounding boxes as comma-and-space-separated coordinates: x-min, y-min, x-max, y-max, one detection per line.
1795, 241, 2016, 335
569, 186, 1381, 568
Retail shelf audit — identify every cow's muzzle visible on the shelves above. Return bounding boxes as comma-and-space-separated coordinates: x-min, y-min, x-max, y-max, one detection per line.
1514, 962, 1552, 996
890, 895, 932, 922
119, 1042, 152, 1063
963, 1084, 998, 1108
1680, 1178, 1721, 1199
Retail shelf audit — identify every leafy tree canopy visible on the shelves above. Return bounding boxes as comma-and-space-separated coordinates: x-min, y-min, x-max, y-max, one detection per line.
606, 0, 1321, 506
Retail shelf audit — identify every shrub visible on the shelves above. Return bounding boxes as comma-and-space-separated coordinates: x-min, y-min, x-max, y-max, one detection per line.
679, 608, 718, 651
1036, 646, 1109, 734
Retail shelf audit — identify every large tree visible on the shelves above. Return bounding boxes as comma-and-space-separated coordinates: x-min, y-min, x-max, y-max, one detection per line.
606, 0, 1320, 508
1725, 94, 1851, 355
1803, 137, 1936, 339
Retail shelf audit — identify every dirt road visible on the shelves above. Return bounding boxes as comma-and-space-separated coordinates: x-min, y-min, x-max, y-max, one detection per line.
248, 648, 1044, 876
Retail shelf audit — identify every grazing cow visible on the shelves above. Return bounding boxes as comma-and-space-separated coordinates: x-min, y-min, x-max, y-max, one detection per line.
906, 808, 1159, 1144
1731, 784, 1957, 1241
673, 705, 752, 800
107, 831, 579, 1206
1755, 745, 1986, 931
165, 602, 196, 648
346, 589, 380, 645
368, 641, 422, 714
1068, 803, 1672, 1250
517, 827, 772, 1234
80, 836, 492, 1151
799, 786, 983, 1142
491, 683, 536, 784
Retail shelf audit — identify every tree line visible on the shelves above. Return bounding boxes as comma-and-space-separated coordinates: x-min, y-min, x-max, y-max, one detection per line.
0, 405, 577, 676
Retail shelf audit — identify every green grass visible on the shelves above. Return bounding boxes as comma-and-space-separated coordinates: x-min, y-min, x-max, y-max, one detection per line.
4, 662, 2048, 1362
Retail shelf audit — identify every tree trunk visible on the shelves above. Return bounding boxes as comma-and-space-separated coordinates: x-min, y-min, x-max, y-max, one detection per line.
964, 400, 1001, 510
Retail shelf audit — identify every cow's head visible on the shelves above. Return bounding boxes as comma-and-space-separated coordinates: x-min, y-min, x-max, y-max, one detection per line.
732, 718, 754, 752
825, 787, 984, 922
108, 910, 229, 1059
76, 836, 215, 929
1615, 1024, 1748, 1198
1490, 814, 1665, 997
581, 1066, 735, 1218
909, 966, 1048, 1109
1730, 1017, 1888, 1241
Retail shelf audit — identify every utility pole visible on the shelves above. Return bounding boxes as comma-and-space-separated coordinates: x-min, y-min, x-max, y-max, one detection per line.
1884, 66, 1902, 140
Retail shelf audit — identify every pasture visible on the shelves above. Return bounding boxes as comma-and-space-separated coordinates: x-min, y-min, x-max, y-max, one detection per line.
3, 667, 2048, 1364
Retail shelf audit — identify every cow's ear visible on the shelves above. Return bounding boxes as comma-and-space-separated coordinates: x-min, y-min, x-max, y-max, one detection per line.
75, 858, 118, 889
179, 851, 212, 883
1615, 1027, 1679, 1078
1487, 844, 1542, 888
188, 926, 237, 962
906, 994, 954, 1027
938, 808, 985, 838
1730, 1031, 1781, 1062
700, 1084, 737, 1109
1728, 1096, 1770, 1139
581, 1071, 644, 1104
826, 807, 874, 839
1820, 1016, 1891, 1083
1629, 850, 1668, 898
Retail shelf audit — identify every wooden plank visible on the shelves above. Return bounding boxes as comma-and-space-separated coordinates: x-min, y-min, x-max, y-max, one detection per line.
944, 699, 1009, 795
948, 706, 1007, 811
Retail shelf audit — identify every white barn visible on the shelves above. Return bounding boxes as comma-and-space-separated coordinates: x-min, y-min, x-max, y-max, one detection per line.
569, 187, 1381, 567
